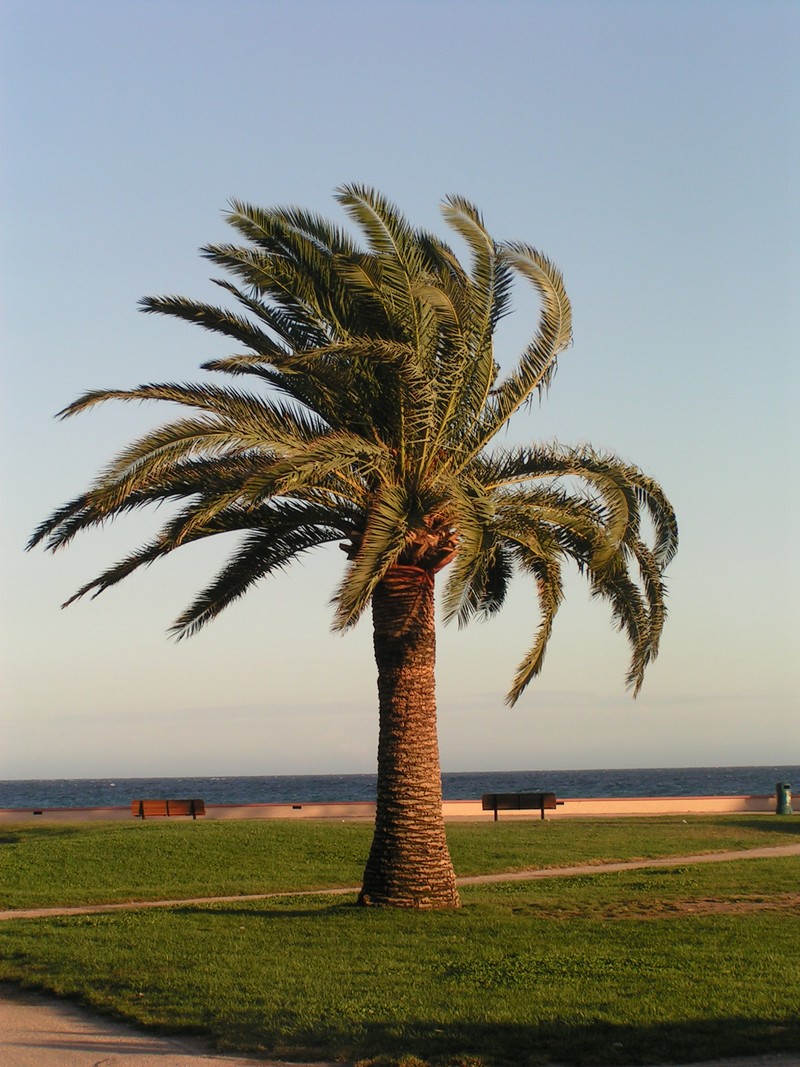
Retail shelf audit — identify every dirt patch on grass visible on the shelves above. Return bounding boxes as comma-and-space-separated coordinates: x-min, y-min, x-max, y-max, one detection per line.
517, 892, 800, 920
644, 893, 800, 917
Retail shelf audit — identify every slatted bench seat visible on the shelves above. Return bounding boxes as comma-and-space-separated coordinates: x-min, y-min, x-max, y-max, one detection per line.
131, 799, 205, 820
481, 792, 562, 821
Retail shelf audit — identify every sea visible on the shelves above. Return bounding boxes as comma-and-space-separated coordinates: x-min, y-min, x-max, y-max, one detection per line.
0, 766, 797, 810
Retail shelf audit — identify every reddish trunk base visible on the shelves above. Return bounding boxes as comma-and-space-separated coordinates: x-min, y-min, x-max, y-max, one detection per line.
357, 800, 460, 909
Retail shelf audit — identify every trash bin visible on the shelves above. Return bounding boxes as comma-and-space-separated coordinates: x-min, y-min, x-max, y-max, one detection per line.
776, 783, 793, 815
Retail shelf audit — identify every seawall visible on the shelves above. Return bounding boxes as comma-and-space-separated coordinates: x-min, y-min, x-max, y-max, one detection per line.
0, 793, 787, 823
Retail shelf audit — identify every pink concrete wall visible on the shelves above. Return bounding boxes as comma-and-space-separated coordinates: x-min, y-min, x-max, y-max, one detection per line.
443, 795, 776, 819
0, 793, 782, 823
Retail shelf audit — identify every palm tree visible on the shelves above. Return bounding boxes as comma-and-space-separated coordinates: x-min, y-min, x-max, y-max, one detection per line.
30, 185, 677, 909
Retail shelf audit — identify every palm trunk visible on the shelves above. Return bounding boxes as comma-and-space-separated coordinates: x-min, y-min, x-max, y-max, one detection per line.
358, 564, 460, 909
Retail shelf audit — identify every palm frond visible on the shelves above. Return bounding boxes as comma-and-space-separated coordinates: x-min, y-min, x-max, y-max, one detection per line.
242, 431, 389, 503
465, 244, 572, 457
139, 294, 285, 358
62, 498, 356, 615
505, 550, 564, 706
208, 277, 325, 352
441, 195, 513, 333
439, 480, 499, 626
589, 555, 653, 695
170, 509, 352, 638
475, 443, 646, 571
225, 199, 359, 259
29, 454, 261, 552
332, 483, 415, 629
335, 184, 435, 357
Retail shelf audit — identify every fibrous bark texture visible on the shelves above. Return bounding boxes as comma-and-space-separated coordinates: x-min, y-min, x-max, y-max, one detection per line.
358, 565, 460, 909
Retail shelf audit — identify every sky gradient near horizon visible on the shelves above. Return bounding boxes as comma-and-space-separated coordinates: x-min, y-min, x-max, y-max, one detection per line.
2, 0, 798, 779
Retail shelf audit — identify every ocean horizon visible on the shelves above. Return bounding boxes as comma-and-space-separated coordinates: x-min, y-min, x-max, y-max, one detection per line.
1, 765, 797, 810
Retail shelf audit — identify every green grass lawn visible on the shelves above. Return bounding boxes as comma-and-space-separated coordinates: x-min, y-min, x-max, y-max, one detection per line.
1, 817, 798, 1065
2, 814, 797, 909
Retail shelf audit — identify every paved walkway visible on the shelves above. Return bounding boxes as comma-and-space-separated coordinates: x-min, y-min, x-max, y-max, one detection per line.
0, 983, 284, 1066
2, 845, 798, 1066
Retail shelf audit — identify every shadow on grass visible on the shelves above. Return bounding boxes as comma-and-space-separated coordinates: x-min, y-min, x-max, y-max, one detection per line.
0, 825, 89, 842
719, 815, 800, 835
172, 905, 347, 921
217, 1012, 800, 1066
172, 897, 360, 920
3, 976, 798, 1067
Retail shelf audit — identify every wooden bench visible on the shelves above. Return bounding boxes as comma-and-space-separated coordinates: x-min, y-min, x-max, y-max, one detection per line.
131, 799, 205, 820
482, 792, 561, 821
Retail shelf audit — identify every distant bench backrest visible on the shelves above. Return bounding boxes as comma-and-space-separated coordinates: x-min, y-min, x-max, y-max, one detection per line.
131, 799, 205, 819
481, 792, 557, 820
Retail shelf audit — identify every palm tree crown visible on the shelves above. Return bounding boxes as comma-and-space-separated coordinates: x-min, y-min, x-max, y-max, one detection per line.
30, 184, 676, 702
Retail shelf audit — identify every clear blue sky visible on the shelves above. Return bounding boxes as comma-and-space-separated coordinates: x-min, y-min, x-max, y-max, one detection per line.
2, 0, 798, 779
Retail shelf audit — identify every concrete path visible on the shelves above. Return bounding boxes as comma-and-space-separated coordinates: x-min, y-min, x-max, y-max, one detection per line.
457, 842, 800, 886
0, 982, 282, 1066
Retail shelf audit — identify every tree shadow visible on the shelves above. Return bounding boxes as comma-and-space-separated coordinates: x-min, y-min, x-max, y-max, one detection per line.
712, 815, 800, 836
0, 824, 89, 841
217, 1011, 800, 1066
172, 899, 357, 920
3, 977, 798, 1066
